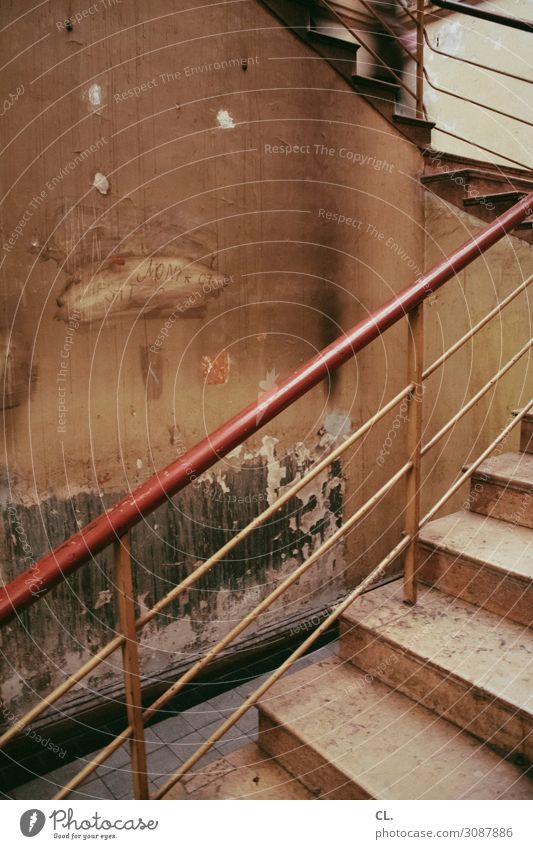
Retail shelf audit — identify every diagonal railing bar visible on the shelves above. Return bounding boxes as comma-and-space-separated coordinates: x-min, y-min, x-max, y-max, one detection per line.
424, 73, 533, 130
1, 192, 531, 627
7, 271, 531, 750
0, 384, 412, 749
54, 460, 412, 799
351, 0, 417, 63
422, 338, 533, 456
421, 399, 533, 528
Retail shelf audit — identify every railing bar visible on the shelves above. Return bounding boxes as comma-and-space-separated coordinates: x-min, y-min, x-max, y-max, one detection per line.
153, 534, 412, 799
423, 274, 533, 380
53, 728, 133, 801
424, 72, 533, 129
420, 399, 533, 528
403, 304, 424, 604
423, 29, 533, 85
3, 193, 532, 625
0, 634, 124, 750
429, 0, 533, 34
54, 461, 412, 798
114, 535, 149, 799
422, 338, 533, 456
8, 273, 533, 749
0, 384, 413, 750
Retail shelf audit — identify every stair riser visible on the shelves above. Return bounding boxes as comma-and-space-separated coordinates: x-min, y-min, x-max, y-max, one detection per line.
339, 622, 533, 762
417, 545, 533, 629
469, 477, 533, 529
521, 419, 533, 454
258, 713, 370, 800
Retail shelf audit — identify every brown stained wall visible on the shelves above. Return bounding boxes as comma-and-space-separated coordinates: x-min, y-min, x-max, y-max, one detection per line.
0, 0, 425, 721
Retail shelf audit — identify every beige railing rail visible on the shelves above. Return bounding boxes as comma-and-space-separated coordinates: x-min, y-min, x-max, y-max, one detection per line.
2, 266, 531, 800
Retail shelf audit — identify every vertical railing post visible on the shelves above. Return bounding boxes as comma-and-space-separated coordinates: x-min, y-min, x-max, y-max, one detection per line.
416, 0, 425, 118
114, 534, 149, 799
403, 303, 424, 604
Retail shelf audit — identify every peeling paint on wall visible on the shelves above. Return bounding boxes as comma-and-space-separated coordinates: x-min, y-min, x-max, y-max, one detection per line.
0, 432, 346, 720
55, 256, 232, 323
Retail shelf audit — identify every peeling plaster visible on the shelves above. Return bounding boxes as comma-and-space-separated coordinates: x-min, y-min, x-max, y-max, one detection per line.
87, 83, 103, 108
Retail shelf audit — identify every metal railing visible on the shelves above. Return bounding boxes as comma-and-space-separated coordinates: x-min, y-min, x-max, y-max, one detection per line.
322, 0, 533, 169
1, 193, 532, 799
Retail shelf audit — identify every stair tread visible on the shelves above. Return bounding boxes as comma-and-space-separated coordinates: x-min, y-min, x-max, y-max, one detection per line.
419, 511, 533, 581
162, 742, 314, 800
342, 582, 533, 715
259, 657, 533, 799
469, 450, 533, 492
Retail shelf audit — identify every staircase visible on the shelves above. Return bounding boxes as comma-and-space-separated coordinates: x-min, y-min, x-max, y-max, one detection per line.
166, 412, 533, 800
260, 0, 435, 147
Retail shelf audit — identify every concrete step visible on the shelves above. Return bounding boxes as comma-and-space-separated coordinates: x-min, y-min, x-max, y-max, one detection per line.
258, 657, 533, 799
339, 582, 533, 762
467, 451, 533, 529
417, 511, 533, 628
512, 409, 533, 454
162, 742, 314, 800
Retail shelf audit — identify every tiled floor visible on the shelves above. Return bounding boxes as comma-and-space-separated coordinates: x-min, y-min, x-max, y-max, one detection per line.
7, 641, 338, 800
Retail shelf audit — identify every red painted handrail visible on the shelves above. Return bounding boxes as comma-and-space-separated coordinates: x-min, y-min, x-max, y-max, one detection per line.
1, 193, 532, 625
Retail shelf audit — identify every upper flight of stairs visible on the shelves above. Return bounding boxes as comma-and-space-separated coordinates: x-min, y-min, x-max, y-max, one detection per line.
162, 411, 533, 799
260, 0, 435, 148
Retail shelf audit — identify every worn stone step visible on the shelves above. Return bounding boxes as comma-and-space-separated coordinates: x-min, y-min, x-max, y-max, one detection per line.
162, 742, 314, 800
340, 582, 533, 762
467, 451, 533, 529
417, 511, 533, 628
258, 657, 533, 799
